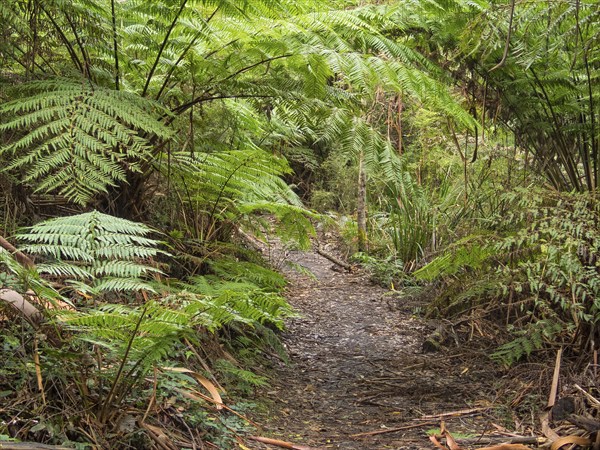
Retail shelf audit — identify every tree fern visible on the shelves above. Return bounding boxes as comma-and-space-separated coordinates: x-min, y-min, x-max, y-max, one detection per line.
0, 78, 172, 205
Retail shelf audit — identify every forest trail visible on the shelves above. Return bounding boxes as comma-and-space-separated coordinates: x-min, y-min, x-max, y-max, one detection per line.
249, 246, 499, 450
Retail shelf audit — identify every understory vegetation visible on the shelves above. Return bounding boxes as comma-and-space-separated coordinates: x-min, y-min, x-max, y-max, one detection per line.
1, 0, 599, 447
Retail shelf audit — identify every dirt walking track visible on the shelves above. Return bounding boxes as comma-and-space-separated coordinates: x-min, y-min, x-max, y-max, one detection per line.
249, 248, 498, 450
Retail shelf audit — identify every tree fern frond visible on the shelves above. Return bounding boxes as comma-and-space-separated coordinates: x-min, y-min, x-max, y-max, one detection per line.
17, 211, 165, 296
208, 258, 287, 292
0, 78, 173, 205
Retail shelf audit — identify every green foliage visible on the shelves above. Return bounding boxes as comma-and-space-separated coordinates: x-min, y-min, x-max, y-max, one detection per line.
458, 0, 600, 191
17, 210, 163, 297
310, 150, 358, 213
208, 258, 287, 292
414, 235, 495, 281
491, 320, 565, 367
176, 272, 296, 331
497, 189, 600, 328
215, 359, 268, 393
421, 187, 600, 365
0, 79, 172, 205
1, 210, 295, 444
351, 252, 408, 287
170, 147, 300, 210
168, 148, 317, 248
60, 300, 195, 413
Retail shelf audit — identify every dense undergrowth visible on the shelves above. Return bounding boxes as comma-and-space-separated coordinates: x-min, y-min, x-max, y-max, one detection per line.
1, 0, 600, 446
0, 211, 295, 447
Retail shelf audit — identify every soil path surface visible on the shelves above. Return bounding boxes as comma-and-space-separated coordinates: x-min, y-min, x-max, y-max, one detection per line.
249, 247, 498, 450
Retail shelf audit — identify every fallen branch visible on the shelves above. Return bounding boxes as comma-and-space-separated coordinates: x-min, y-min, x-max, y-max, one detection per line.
247, 435, 322, 450
0, 288, 43, 326
315, 245, 352, 271
477, 445, 532, 450
0, 444, 73, 449
420, 407, 489, 420
567, 414, 600, 432
0, 234, 35, 268
351, 420, 438, 437
456, 436, 545, 446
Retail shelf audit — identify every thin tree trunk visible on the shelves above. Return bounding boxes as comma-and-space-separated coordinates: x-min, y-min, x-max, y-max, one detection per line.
397, 94, 403, 155
357, 152, 368, 253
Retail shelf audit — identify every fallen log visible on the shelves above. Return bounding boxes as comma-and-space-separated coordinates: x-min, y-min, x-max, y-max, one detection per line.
315, 245, 352, 271
0, 288, 43, 327
0, 443, 73, 449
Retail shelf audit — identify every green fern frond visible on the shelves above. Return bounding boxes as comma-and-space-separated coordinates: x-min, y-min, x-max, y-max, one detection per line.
491, 320, 564, 366
17, 211, 165, 296
0, 78, 173, 205
177, 275, 295, 330
215, 359, 268, 387
208, 259, 287, 291
414, 235, 496, 281
168, 144, 317, 246
62, 300, 193, 377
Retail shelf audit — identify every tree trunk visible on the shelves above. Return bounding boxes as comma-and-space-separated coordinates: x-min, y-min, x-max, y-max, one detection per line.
357, 152, 368, 253
101, 172, 147, 220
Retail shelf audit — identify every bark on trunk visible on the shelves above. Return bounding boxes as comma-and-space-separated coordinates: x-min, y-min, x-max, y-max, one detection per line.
357, 152, 368, 253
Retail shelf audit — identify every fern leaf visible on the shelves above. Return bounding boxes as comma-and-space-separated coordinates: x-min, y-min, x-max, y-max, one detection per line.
0, 78, 173, 205
17, 211, 165, 296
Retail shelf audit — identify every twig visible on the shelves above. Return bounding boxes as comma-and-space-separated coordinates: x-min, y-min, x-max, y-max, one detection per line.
247, 435, 322, 450
139, 421, 178, 450
573, 384, 600, 409
351, 420, 438, 437
142, 367, 158, 423
419, 407, 489, 420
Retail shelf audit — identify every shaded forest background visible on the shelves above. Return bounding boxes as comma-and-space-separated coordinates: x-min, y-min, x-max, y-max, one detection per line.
0, 0, 599, 447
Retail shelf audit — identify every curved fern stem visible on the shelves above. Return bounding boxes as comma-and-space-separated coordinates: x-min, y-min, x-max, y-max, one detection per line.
142, 0, 189, 97
111, 0, 120, 91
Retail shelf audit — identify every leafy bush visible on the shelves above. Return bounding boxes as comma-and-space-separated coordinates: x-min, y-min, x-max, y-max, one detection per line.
418, 187, 600, 365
